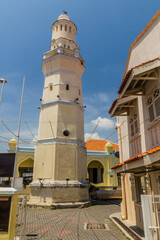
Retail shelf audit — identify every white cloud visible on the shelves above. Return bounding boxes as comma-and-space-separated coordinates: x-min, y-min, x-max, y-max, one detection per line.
84, 92, 110, 105
91, 117, 115, 130
98, 93, 109, 103
85, 132, 101, 141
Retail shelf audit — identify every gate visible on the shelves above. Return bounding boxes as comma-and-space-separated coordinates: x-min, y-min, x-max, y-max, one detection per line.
141, 195, 160, 240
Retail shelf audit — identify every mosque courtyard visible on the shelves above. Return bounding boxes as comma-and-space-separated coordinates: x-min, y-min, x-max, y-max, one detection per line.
15, 200, 127, 240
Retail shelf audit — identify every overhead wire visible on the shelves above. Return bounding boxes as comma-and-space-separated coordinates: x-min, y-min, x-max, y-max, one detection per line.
1, 120, 37, 145
25, 121, 37, 140
113, 118, 148, 144
86, 119, 100, 141
0, 135, 10, 141
104, 130, 117, 141
49, 120, 55, 138
0, 140, 9, 144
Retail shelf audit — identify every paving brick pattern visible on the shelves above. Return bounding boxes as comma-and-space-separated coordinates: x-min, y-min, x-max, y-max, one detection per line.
15, 200, 127, 240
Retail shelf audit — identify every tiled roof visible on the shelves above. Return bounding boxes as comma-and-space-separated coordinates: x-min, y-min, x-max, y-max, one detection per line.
109, 97, 120, 114
109, 57, 160, 114
118, 57, 159, 94
112, 145, 160, 169
85, 139, 119, 152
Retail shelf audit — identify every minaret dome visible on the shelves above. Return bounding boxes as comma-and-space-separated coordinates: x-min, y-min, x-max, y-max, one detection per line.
51, 12, 77, 51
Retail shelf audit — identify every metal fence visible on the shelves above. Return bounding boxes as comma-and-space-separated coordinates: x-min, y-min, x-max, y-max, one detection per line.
141, 195, 160, 240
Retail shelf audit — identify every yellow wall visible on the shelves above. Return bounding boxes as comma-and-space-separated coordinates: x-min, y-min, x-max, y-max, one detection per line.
8, 146, 119, 190
8, 148, 34, 193
87, 154, 119, 188
0, 194, 18, 240
16, 152, 34, 178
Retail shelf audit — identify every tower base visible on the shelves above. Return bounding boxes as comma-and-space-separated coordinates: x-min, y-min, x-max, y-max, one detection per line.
28, 180, 90, 208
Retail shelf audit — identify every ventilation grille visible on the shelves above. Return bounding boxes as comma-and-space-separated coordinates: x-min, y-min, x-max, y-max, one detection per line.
86, 223, 106, 230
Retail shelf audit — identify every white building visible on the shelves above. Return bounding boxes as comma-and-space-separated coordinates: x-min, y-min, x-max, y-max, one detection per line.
109, 9, 160, 234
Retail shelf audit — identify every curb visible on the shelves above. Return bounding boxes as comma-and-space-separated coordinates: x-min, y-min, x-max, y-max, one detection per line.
110, 213, 143, 240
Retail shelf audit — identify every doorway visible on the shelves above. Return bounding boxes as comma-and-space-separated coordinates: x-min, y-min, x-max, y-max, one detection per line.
88, 161, 104, 184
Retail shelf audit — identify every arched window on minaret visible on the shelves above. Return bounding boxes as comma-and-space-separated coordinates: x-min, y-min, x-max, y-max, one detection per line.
56, 26, 58, 32
65, 25, 67, 31
69, 26, 71, 33
49, 84, 53, 91
60, 25, 62, 31
66, 84, 70, 90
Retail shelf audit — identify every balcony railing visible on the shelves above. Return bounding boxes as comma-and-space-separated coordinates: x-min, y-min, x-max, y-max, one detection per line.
43, 47, 85, 66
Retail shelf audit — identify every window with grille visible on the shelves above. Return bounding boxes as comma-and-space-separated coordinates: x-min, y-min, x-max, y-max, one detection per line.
147, 88, 160, 122
129, 113, 139, 137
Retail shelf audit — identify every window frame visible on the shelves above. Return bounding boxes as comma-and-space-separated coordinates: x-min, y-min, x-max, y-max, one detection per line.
129, 113, 139, 138
135, 174, 151, 204
146, 88, 160, 123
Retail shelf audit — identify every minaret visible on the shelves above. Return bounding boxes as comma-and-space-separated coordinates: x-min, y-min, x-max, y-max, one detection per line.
30, 12, 89, 205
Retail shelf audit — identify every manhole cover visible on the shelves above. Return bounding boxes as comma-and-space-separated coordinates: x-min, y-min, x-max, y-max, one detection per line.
86, 223, 106, 230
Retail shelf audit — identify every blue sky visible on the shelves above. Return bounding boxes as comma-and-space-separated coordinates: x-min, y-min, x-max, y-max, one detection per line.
0, 0, 159, 151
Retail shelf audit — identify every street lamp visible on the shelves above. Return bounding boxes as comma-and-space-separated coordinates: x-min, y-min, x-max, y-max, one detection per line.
0, 78, 7, 106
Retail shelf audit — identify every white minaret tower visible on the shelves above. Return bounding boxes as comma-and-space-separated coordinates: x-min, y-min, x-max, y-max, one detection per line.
30, 12, 89, 206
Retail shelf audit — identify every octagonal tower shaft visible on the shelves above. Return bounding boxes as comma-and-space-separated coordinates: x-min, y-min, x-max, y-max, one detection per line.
30, 13, 89, 204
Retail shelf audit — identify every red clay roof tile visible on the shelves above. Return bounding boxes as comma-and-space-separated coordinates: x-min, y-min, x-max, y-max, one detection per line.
85, 139, 119, 152
118, 57, 159, 94
111, 145, 160, 169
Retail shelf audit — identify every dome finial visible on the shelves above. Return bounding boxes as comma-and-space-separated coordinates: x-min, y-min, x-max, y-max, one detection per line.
58, 11, 70, 21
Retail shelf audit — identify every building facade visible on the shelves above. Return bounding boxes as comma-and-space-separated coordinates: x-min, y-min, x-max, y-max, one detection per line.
86, 139, 121, 199
8, 138, 34, 194
109, 9, 160, 231
8, 138, 121, 199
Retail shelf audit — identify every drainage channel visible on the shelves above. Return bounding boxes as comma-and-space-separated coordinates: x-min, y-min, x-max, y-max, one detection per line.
112, 217, 142, 240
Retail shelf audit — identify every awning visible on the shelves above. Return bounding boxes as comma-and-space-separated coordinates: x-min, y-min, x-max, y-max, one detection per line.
109, 58, 160, 117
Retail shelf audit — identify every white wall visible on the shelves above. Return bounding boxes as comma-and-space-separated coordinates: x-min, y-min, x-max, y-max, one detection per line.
127, 17, 160, 71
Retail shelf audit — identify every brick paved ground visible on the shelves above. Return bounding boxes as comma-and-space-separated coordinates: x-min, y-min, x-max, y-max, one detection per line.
15, 200, 127, 240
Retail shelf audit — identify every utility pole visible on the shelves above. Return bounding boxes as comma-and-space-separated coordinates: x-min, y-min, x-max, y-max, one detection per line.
12, 76, 25, 188
0, 78, 7, 106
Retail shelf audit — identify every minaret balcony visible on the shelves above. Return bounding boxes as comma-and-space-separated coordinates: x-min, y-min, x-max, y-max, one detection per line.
43, 47, 85, 66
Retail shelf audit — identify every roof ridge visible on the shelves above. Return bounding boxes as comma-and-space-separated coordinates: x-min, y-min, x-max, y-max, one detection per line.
86, 138, 118, 143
